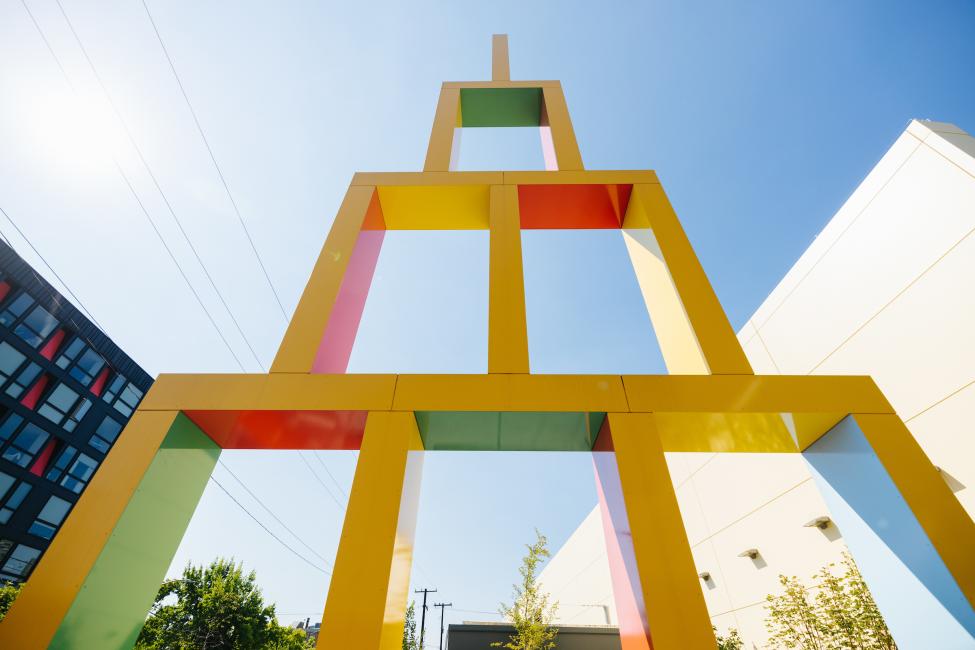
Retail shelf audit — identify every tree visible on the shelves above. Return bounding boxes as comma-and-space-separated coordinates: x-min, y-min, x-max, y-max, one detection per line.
403, 600, 419, 650
135, 558, 313, 650
765, 553, 896, 650
0, 581, 22, 622
714, 626, 744, 650
493, 530, 558, 650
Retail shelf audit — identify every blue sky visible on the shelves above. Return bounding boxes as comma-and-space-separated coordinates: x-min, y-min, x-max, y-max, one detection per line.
1, 0, 974, 639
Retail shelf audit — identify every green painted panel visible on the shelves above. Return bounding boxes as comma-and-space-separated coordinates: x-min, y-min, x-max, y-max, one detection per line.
415, 411, 605, 451
51, 413, 220, 650
460, 88, 543, 127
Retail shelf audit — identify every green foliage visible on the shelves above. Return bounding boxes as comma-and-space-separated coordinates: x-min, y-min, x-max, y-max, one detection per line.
765, 553, 896, 650
0, 581, 23, 622
492, 530, 559, 650
135, 558, 313, 650
714, 626, 744, 650
403, 600, 419, 650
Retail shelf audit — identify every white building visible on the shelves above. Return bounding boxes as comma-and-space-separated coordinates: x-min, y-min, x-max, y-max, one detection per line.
540, 119, 975, 646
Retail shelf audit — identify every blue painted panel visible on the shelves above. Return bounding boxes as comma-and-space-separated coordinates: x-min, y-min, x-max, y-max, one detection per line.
804, 416, 975, 649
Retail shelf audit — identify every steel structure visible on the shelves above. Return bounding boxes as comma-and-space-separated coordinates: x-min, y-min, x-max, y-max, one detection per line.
2, 35, 973, 650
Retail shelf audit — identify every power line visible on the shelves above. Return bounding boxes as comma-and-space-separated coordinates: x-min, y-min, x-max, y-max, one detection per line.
0, 204, 104, 329
51, 0, 266, 372
19, 0, 247, 372
297, 452, 346, 511
209, 475, 330, 575
140, 0, 290, 321
313, 452, 349, 500
218, 460, 333, 569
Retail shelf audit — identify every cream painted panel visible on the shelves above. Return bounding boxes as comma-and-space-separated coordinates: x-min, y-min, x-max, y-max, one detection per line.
750, 133, 922, 326
710, 611, 743, 641
741, 331, 779, 374
682, 451, 717, 477
676, 482, 711, 547
691, 453, 809, 535
907, 380, 975, 517
709, 480, 846, 610
692, 538, 734, 616
927, 130, 975, 176
727, 601, 771, 647
815, 230, 975, 418
664, 452, 692, 487
760, 144, 975, 372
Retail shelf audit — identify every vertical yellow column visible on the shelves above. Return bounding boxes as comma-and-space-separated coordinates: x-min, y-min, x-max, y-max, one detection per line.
488, 185, 530, 373
623, 184, 752, 375
0, 410, 180, 649
317, 411, 424, 650
492, 34, 510, 81
423, 87, 461, 172
853, 413, 975, 609
271, 186, 376, 373
605, 412, 715, 649
541, 85, 584, 171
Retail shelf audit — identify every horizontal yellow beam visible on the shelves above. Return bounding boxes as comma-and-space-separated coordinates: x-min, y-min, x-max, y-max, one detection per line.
443, 80, 561, 88
142, 373, 890, 420
350, 170, 659, 187
352, 172, 503, 187
141, 374, 396, 412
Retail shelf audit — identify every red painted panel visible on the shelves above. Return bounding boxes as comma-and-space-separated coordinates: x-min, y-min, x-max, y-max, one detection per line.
21, 375, 49, 410
312, 229, 385, 373
39, 329, 66, 361
592, 422, 653, 650
184, 409, 368, 450
30, 440, 57, 477
0, 281, 10, 302
360, 189, 387, 230
90, 367, 110, 397
518, 184, 633, 229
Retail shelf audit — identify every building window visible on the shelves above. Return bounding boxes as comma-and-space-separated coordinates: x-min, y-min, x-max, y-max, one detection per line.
1, 422, 50, 468
0, 342, 26, 383
4, 362, 41, 399
45, 445, 77, 483
60, 453, 98, 494
54, 337, 85, 370
89, 416, 123, 454
63, 398, 92, 433
13, 305, 59, 348
0, 478, 31, 524
37, 383, 81, 427
0, 543, 41, 578
113, 383, 144, 417
28, 495, 71, 540
0, 412, 23, 443
0, 293, 34, 327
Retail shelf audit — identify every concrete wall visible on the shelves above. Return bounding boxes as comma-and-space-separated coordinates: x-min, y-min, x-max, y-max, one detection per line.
543, 119, 975, 646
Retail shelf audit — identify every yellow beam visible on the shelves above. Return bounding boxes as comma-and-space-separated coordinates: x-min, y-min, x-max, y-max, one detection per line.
443, 80, 561, 89
854, 413, 975, 610
541, 85, 584, 171
317, 411, 423, 649
603, 413, 716, 648
0, 410, 179, 649
503, 170, 658, 185
271, 186, 376, 373
624, 184, 752, 374
376, 185, 490, 230
492, 34, 510, 81
352, 171, 503, 187
423, 87, 461, 172
489, 185, 530, 373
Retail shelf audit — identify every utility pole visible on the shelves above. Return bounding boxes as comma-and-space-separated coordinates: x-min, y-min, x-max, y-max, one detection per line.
433, 602, 452, 650
414, 588, 437, 648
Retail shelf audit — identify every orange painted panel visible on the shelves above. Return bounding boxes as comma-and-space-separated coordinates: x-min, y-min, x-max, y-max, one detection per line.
361, 189, 387, 230
184, 410, 367, 450
518, 184, 632, 229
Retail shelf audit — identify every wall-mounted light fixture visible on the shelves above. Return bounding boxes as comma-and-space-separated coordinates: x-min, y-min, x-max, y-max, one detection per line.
698, 571, 712, 582
737, 548, 760, 560
803, 516, 832, 530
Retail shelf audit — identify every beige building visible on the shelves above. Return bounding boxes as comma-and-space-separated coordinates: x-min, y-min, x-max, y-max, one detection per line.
541, 119, 975, 647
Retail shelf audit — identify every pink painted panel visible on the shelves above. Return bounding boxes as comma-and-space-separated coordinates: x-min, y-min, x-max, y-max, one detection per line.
312, 229, 385, 373
539, 126, 558, 171
593, 426, 652, 650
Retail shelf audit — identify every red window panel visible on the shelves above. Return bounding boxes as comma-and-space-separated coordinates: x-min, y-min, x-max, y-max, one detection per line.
20, 374, 50, 410
90, 367, 110, 397
39, 328, 66, 361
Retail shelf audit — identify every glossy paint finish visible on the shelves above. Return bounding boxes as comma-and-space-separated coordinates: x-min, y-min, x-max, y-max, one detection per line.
414, 411, 604, 451
488, 184, 529, 373
517, 183, 632, 229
